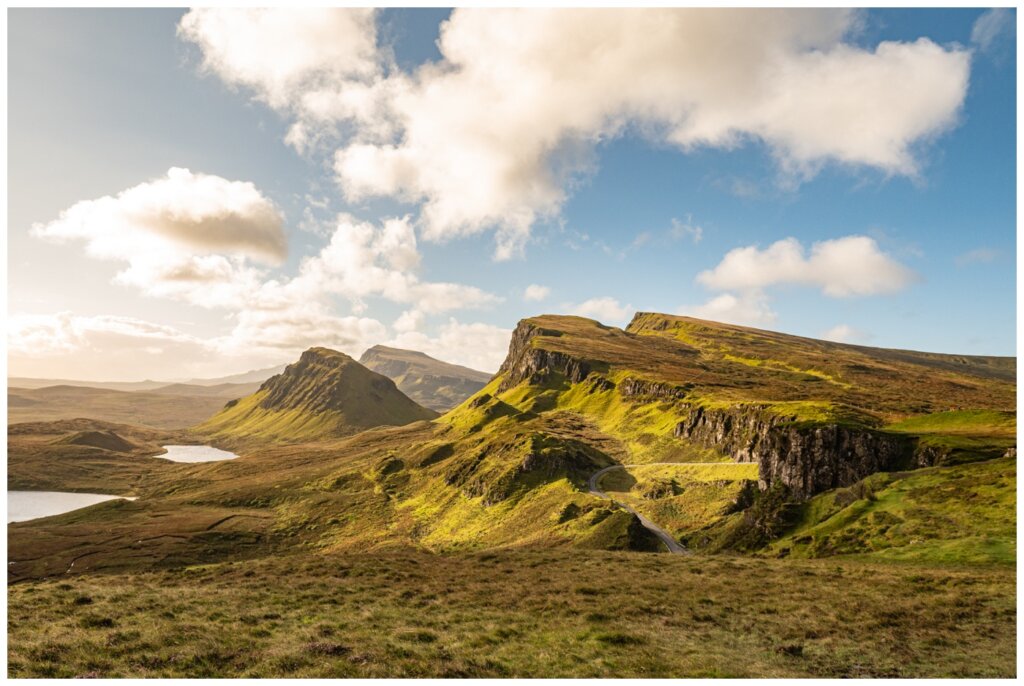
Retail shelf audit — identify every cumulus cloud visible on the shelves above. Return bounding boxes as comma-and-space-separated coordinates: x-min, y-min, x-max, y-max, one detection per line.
678, 292, 777, 327
523, 284, 551, 302
33, 167, 286, 263
569, 297, 632, 325
181, 8, 971, 258
178, 8, 380, 111
697, 235, 916, 297
30, 168, 286, 309
820, 323, 870, 343
211, 305, 387, 358
388, 318, 512, 372
279, 214, 500, 316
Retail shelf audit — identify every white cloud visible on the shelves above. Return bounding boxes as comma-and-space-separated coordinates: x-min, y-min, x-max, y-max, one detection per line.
181, 9, 971, 258
30, 168, 286, 309
820, 323, 870, 343
8, 312, 201, 357
32, 167, 286, 263
569, 297, 632, 325
178, 8, 380, 111
393, 309, 425, 333
281, 214, 500, 315
211, 305, 387, 358
971, 9, 1014, 54
523, 284, 551, 302
388, 318, 512, 372
6, 312, 226, 380
697, 235, 916, 297
678, 292, 777, 327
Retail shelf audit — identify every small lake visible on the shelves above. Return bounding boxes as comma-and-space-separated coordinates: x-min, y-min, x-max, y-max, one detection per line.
159, 445, 238, 463
8, 491, 133, 523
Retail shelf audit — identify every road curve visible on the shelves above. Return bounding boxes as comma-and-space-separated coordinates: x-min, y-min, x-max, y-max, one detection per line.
587, 464, 689, 555
588, 461, 751, 554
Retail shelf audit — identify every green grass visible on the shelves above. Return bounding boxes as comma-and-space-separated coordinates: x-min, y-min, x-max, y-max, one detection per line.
8, 549, 1015, 678
599, 463, 758, 537
885, 409, 1016, 436
766, 457, 1016, 565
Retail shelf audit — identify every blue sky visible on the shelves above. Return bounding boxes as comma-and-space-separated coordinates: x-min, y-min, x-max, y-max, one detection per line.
7, 8, 1017, 380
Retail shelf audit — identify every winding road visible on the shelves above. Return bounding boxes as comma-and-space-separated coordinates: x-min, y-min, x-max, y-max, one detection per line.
587, 462, 747, 555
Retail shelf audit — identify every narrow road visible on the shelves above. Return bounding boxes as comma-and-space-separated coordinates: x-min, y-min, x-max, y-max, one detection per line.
588, 462, 747, 555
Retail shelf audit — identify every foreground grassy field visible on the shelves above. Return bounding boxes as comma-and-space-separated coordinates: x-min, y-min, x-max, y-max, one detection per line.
7, 550, 1014, 678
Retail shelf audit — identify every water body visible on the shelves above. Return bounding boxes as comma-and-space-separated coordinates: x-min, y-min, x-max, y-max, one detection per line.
159, 445, 238, 463
8, 491, 132, 523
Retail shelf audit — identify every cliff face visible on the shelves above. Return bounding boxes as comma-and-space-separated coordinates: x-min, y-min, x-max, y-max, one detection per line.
497, 321, 591, 392
674, 405, 915, 499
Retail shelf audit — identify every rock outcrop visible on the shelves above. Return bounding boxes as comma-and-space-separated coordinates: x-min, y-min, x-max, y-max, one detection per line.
497, 321, 593, 392
674, 404, 914, 499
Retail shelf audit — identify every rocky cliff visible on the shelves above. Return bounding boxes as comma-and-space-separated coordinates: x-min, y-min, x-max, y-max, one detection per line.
674, 404, 917, 499
497, 320, 593, 392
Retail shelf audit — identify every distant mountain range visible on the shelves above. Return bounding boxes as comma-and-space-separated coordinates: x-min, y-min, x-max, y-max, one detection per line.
8, 365, 287, 391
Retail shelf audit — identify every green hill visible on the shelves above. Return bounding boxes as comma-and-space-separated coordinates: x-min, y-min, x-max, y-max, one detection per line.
196, 347, 438, 443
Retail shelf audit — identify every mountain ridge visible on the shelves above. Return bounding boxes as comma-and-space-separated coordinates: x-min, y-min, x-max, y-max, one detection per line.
359, 344, 492, 411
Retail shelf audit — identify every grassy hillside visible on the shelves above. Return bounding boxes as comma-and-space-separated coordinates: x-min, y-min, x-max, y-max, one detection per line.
8, 386, 234, 429
7, 419, 189, 494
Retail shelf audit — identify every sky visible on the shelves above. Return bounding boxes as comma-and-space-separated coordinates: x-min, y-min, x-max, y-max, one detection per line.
7, 8, 1017, 381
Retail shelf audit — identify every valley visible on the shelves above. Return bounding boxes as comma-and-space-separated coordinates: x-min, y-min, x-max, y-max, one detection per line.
6, 313, 1017, 677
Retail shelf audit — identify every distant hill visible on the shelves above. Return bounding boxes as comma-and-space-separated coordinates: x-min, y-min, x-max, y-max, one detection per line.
147, 382, 263, 398
7, 385, 235, 429
359, 345, 492, 411
197, 347, 438, 442
184, 365, 286, 387
8, 364, 286, 392
8, 377, 168, 392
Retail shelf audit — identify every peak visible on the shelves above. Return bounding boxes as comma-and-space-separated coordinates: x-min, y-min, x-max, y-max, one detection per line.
301, 346, 356, 361
361, 345, 430, 359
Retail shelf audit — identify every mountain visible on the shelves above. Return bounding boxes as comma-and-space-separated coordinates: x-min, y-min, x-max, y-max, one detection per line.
359, 345, 492, 411
197, 347, 438, 442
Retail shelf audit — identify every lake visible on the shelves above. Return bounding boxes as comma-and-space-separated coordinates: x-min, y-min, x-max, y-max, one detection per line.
8, 491, 132, 523
159, 445, 239, 463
